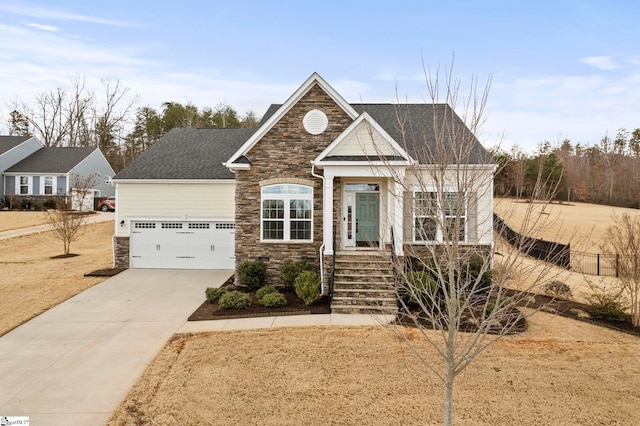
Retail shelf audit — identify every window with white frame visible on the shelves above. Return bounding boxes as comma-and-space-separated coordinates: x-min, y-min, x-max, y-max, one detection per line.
19, 176, 29, 195
414, 190, 466, 242
261, 184, 312, 241
43, 176, 54, 195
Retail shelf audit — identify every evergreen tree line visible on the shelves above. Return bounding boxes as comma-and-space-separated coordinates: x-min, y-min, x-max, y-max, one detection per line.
492, 128, 640, 208
4, 78, 260, 172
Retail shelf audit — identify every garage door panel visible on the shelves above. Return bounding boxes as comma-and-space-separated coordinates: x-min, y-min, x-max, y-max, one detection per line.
130, 221, 235, 270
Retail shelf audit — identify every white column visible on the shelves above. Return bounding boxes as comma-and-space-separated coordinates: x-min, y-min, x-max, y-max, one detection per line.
393, 173, 405, 256
323, 174, 334, 255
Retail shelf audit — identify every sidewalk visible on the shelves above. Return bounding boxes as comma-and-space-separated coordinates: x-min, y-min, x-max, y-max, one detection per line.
0, 212, 114, 241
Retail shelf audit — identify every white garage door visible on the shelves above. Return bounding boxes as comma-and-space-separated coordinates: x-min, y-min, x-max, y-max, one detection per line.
130, 221, 235, 269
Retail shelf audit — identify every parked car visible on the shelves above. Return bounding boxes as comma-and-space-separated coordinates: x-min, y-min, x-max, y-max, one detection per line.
97, 196, 116, 212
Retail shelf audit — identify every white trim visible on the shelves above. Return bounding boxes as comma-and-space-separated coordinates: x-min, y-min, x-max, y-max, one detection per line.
260, 183, 313, 243
315, 112, 413, 164
225, 72, 358, 169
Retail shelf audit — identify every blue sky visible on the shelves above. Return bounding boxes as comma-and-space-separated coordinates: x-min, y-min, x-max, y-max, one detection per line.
0, 0, 639, 152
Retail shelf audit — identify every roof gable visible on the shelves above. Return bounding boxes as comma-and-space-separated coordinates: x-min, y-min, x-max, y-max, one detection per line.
225, 72, 358, 168
0, 136, 32, 156
315, 112, 412, 164
5, 147, 96, 174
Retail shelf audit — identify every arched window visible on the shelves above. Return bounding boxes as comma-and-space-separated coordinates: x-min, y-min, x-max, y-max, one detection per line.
261, 184, 313, 241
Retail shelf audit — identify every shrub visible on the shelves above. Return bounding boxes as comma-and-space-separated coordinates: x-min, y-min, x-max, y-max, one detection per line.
256, 285, 279, 303
588, 301, 631, 322
218, 291, 251, 309
544, 280, 573, 298
281, 259, 316, 290
261, 292, 288, 307
401, 271, 438, 306
238, 260, 267, 290
294, 270, 321, 305
205, 287, 227, 303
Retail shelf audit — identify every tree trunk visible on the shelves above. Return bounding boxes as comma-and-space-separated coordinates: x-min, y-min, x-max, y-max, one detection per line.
444, 370, 454, 426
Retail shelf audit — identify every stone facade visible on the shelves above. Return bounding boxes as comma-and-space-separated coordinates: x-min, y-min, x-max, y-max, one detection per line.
113, 236, 130, 268
234, 84, 353, 286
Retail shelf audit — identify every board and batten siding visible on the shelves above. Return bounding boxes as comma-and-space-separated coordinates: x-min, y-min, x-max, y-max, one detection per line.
115, 181, 235, 237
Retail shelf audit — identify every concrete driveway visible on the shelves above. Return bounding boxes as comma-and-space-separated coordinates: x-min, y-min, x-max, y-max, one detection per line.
0, 268, 231, 425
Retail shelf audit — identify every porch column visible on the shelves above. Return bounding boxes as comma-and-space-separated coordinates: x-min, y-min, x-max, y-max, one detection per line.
393, 175, 404, 256
323, 173, 334, 255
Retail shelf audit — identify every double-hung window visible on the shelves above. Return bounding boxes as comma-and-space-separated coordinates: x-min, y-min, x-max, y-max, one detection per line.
261, 184, 313, 241
19, 176, 29, 195
414, 190, 467, 242
43, 176, 54, 195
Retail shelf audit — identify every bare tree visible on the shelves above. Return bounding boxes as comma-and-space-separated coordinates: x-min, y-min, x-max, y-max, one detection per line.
599, 213, 640, 326
45, 174, 97, 256
375, 60, 567, 425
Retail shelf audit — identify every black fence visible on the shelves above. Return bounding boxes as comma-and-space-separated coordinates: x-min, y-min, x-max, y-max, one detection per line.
493, 213, 571, 269
571, 251, 625, 277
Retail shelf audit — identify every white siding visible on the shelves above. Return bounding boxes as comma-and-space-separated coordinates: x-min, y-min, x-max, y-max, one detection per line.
404, 167, 494, 245
115, 181, 235, 237
328, 121, 399, 157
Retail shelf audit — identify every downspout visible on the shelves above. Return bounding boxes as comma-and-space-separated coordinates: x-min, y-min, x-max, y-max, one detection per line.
310, 161, 325, 295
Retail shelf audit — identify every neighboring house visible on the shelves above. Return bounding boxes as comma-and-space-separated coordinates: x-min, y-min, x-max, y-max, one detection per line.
3, 146, 115, 200
112, 72, 496, 310
0, 136, 42, 199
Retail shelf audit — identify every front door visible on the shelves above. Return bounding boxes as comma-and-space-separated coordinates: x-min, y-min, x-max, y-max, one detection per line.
356, 192, 380, 247
343, 183, 380, 249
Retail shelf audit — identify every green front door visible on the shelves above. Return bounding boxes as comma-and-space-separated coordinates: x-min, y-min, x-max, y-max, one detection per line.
356, 192, 380, 247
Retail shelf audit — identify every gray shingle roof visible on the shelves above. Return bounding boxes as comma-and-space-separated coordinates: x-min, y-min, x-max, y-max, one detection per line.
260, 103, 494, 165
114, 128, 256, 180
5, 147, 96, 173
0, 136, 31, 155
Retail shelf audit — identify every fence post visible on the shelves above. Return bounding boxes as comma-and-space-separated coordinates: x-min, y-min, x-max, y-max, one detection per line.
616, 254, 619, 278
597, 253, 600, 276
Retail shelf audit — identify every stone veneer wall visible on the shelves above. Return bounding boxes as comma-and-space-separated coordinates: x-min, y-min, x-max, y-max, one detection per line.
234, 84, 353, 286
114, 236, 130, 268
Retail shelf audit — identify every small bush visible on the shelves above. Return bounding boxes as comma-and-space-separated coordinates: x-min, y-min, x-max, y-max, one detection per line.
218, 291, 252, 309
238, 260, 267, 290
544, 280, 573, 298
256, 285, 279, 303
294, 270, 321, 306
205, 287, 227, 303
281, 259, 316, 290
588, 301, 631, 322
401, 271, 438, 306
261, 292, 288, 307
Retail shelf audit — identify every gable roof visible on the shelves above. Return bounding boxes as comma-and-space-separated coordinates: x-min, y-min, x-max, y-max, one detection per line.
114, 128, 256, 180
5, 147, 97, 174
0, 136, 31, 156
258, 103, 494, 165
225, 72, 358, 168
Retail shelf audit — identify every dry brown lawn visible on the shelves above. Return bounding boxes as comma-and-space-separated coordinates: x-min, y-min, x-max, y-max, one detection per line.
108, 314, 640, 425
0, 220, 114, 336
0, 211, 50, 231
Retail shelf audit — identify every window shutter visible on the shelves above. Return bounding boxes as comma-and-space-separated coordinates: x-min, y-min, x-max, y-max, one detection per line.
403, 191, 412, 243
468, 192, 478, 242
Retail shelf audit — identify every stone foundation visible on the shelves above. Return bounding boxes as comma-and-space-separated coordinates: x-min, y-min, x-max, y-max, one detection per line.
114, 236, 130, 268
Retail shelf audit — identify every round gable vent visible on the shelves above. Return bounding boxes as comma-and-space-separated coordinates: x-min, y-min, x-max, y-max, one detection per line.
303, 109, 328, 135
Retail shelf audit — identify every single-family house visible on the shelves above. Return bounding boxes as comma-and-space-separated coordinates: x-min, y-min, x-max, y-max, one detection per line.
3, 145, 116, 202
112, 73, 495, 313
0, 136, 42, 199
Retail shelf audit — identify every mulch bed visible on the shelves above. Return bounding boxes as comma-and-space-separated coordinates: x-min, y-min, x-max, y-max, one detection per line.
188, 287, 330, 321
51, 253, 79, 259
84, 267, 126, 277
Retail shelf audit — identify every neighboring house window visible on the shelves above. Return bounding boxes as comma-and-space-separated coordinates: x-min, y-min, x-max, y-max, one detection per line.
44, 176, 54, 195
19, 176, 29, 195
261, 184, 313, 241
414, 190, 466, 242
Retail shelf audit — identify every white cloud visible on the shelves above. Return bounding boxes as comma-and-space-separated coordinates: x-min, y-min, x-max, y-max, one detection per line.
580, 56, 619, 71
23, 21, 60, 32
0, 2, 134, 27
